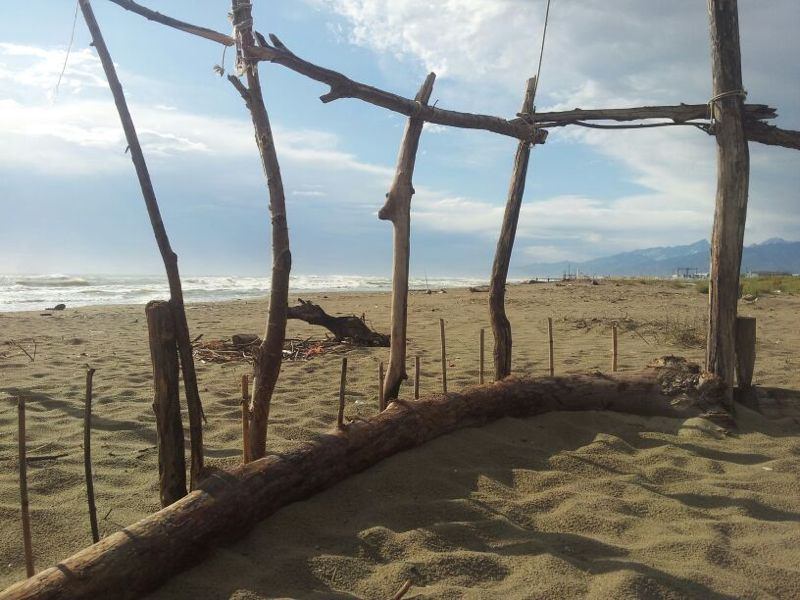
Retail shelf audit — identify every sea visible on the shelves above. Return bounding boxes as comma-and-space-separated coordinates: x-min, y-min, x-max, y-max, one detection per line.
0, 274, 492, 312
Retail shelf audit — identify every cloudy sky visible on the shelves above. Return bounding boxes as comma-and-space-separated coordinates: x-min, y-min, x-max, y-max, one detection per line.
0, 0, 797, 277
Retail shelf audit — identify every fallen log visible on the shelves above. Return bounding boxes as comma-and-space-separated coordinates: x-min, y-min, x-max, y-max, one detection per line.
0, 357, 730, 600
287, 299, 389, 346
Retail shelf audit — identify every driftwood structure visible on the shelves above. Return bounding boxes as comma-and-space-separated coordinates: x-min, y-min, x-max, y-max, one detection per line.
101, 0, 798, 401
287, 299, 389, 346
6, 0, 797, 596
0, 360, 730, 600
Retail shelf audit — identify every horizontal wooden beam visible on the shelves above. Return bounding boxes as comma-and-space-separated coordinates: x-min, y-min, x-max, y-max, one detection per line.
105, 0, 796, 151
0, 361, 728, 600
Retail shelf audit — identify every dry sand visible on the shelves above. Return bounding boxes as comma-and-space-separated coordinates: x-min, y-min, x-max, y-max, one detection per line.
1, 280, 799, 597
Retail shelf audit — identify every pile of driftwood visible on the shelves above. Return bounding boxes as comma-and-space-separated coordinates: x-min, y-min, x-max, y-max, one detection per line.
192, 334, 346, 364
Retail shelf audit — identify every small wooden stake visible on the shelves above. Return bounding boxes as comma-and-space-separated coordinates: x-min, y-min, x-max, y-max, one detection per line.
338, 358, 347, 428
479, 328, 485, 384
241, 374, 251, 463
414, 355, 420, 399
547, 317, 554, 377
611, 324, 619, 372
439, 318, 448, 393
18, 397, 34, 577
378, 362, 385, 411
84, 368, 100, 544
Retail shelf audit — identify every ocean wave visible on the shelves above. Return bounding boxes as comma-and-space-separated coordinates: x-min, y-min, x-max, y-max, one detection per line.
0, 274, 493, 312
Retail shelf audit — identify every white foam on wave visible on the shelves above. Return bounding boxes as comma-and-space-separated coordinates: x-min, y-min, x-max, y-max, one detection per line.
0, 274, 490, 312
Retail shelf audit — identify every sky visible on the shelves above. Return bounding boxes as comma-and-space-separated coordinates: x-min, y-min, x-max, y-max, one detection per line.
0, 0, 798, 277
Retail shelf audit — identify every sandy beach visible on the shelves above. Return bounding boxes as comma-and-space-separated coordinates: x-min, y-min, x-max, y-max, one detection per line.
1, 280, 799, 597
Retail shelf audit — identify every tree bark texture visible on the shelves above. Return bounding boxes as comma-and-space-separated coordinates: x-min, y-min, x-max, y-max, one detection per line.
0, 358, 730, 600
146, 301, 187, 508
706, 0, 750, 408
489, 77, 537, 380
379, 73, 436, 400
79, 0, 204, 487
229, 0, 292, 460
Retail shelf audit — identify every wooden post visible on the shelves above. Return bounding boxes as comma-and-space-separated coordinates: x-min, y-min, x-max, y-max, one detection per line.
547, 317, 554, 376
228, 0, 292, 460
241, 374, 251, 463
378, 362, 385, 411
338, 358, 347, 428
611, 325, 618, 372
735, 316, 756, 389
489, 77, 537, 381
439, 318, 448, 393
145, 301, 187, 508
706, 0, 750, 410
414, 355, 420, 399
17, 397, 34, 577
83, 368, 100, 544
380, 73, 436, 402
479, 328, 485, 384
79, 0, 204, 487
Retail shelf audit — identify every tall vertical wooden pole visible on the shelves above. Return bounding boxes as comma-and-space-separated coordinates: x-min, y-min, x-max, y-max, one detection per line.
547, 317, 554, 377
78, 0, 204, 487
489, 77, 537, 381
229, 0, 292, 459
380, 73, 436, 402
706, 0, 750, 408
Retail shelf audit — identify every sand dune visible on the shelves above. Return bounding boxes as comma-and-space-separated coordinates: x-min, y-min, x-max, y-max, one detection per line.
1, 280, 799, 596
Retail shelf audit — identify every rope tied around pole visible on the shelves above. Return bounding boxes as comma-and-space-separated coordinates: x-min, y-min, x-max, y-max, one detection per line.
707, 88, 748, 125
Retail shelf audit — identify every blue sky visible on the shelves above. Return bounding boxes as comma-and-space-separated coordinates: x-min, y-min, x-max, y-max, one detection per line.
0, 0, 798, 277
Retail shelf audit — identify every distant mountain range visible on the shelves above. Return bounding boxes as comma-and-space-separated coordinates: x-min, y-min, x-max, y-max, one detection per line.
518, 238, 800, 278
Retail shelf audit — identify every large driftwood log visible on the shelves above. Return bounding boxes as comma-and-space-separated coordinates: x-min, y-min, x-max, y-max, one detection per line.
228, 0, 292, 460
79, 0, 205, 487
0, 358, 730, 600
489, 77, 536, 380
706, 0, 749, 409
380, 73, 436, 400
287, 299, 389, 347
103, 0, 798, 150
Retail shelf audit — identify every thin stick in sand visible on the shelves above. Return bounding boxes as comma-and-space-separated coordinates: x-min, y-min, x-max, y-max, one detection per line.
439, 318, 448, 393
612, 324, 619, 372
378, 362, 385, 411
547, 317, 554, 376
479, 328, 485, 384
17, 397, 34, 577
391, 579, 413, 600
414, 355, 420, 400
84, 368, 100, 543
338, 358, 347, 429
241, 374, 251, 463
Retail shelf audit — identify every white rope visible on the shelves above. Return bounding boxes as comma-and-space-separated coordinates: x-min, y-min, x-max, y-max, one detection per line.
708, 88, 747, 124
531, 0, 552, 106
53, 0, 79, 100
